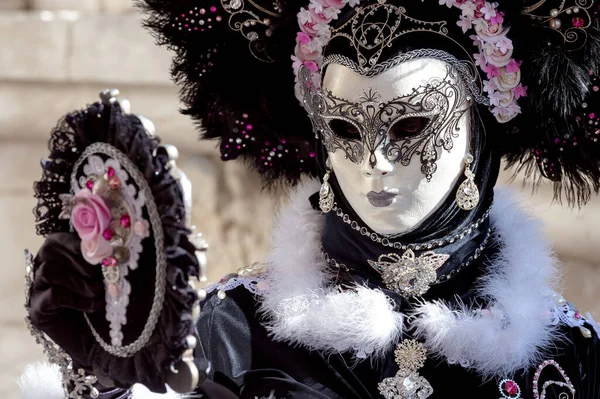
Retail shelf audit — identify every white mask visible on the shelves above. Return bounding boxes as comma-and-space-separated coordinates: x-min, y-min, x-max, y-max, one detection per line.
313, 57, 472, 235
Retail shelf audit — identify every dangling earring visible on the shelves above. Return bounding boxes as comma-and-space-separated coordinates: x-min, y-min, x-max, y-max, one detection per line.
319, 160, 334, 213
456, 153, 479, 211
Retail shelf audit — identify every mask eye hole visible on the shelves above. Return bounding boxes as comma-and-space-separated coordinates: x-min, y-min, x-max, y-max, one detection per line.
329, 119, 361, 140
389, 117, 431, 140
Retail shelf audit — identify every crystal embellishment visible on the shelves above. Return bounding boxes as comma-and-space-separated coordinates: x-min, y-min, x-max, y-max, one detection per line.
378, 340, 433, 399
498, 378, 521, 399
368, 249, 449, 297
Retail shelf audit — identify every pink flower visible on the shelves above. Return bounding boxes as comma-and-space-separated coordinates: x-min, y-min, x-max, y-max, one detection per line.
490, 11, 504, 25
323, 7, 341, 19
300, 21, 317, 36
483, 42, 513, 67
492, 102, 521, 123
304, 60, 319, 72
512, 84, 528, 99
309, 5, 332, 24
439, 0, 455, 8
291, 55, 302, 75
492, 67, 521, 91
505, 59, 522, 74
460, 1, 477, 17
81, 236, 114, 265
134, 220, 150, 238
473, 52, 487, 68
483, 79, 497, 93
296, 32, 312, 45
325, 0, 346, 8
308, 0, 326, 13
298, 8, 312, 25
495, 36, 513, 53
71, 188, 112, 242
457, 15, 473, 33
474, 20, 507, 43
483, 63, 500, 78
480, 2, 497, 20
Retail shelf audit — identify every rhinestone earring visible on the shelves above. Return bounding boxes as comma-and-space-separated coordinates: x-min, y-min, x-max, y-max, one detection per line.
456, 153, 479, 211
319, 160, 334, 213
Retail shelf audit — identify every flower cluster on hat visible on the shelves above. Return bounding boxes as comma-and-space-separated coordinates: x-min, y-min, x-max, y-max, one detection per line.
457, 0, 526, 122
292, 0, 526, 123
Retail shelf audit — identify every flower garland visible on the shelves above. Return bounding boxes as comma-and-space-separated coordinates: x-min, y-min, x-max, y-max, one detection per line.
292, 0, 527, 123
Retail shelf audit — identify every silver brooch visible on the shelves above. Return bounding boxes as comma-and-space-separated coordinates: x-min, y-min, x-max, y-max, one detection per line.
378, 339, 433, 399
368, 249, 449, 297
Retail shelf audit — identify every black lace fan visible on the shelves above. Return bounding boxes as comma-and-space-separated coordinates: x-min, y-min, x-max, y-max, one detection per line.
28, 89, 206, 395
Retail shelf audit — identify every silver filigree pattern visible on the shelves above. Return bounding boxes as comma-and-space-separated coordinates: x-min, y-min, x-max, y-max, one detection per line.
329, 2, 447, 72
72, 143, 166, 358
368, 249, 449, 297
299, 61, 472, 180
378, 340, 433, 399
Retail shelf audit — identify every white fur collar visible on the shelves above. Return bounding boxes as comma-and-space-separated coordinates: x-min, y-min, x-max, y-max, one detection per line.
260, 179, 561, 378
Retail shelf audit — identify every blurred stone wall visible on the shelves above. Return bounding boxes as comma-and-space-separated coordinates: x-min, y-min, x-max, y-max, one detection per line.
0, 1, 598, 398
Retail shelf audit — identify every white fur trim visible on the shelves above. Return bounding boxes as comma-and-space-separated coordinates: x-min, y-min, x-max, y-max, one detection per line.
18, 362, 181, 399
411, 189, 560, 377
259, 181, 561, 377
260, 178, 403, 358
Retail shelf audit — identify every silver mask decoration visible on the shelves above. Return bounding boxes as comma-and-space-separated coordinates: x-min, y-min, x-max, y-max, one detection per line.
299, 62, 472, 181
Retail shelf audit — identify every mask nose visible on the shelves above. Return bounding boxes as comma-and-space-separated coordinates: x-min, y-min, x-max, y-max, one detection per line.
363, 146, 395, 177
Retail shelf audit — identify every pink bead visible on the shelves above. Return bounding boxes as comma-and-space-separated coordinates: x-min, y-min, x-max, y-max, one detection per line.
86, 179, 94, 190
199, 8, 206, 14
210, 6, 217, 12
108, 284, 119, 297
590, 113, 596, 119
102, 228, 114, 241
102, 257, 117, 267
309, 152, 316, 157
246, 124, 253, 130
216, 16, 222, 22
120, 214, 131, 228
108, 176, 121, 190
572, 17, 584, 27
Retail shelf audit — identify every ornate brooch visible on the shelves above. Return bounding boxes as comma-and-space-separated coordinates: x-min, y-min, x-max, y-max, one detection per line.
368, 249, 449, 297
378, 339, 433, 399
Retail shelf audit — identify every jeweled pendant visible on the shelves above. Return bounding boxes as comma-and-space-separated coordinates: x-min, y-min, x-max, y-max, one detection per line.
378, 340, 433, 399
319, 171, 334, 213
456, 176, 479, 210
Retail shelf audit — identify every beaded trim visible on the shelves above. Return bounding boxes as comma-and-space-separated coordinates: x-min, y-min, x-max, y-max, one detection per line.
331, 202, 491, 251
76, 143, 167, 358
532, 359, 575, 399
322, 226, 492, 285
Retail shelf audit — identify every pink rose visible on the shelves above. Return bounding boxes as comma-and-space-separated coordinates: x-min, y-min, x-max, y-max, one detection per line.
295, 43, 321, 61
81, 236, 114, 265
300, 21, 318, 36
474, 20, 507, 43
483, 42, 513, 67
492, 67, 521, 91
309, 8, 332, 24
71, 188, 112, 242
325, 0, 346, 9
